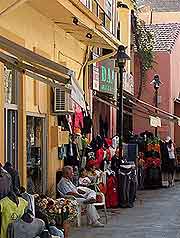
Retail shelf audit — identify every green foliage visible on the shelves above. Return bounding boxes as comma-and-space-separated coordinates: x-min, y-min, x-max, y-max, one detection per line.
130, 0, 137, 9
133, 18, 155, 98
135, 20, 154, 75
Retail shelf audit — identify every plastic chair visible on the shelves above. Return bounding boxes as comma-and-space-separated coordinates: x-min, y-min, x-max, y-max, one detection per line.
93, 184, 108, 224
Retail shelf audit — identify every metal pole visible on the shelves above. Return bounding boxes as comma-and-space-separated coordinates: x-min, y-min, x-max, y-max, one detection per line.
155, 87, 158, 137
118, 62, 124, 158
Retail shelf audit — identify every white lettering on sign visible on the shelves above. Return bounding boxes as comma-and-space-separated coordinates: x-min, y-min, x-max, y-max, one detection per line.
149, 116, 161, 128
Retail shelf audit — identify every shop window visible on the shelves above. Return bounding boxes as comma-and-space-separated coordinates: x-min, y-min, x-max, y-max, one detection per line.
4, 66, 18, 105
104, 15, 111, 31
80, 0, 91, 8
105, 0, 112, 19
99, 7, 112, 32
92, 0, 98, 16
99, 7, 106, 26
26, 116, 46, 194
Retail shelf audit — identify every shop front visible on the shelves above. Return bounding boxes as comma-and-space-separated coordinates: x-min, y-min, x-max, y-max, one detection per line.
0, 34, 75, 190
91, 56, 116, 138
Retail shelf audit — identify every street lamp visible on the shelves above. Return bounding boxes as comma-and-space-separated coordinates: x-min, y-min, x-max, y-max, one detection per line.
151, 74, 161, 137
114, 45, 130, 157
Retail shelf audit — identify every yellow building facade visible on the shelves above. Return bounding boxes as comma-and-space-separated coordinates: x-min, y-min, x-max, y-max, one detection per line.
117, 0, 134, 75
0, 0, 121, 195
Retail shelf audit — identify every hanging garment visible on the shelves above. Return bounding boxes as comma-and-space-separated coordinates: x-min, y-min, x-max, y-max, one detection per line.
118, 169, 131, 208
3, 165, 20, 195
117, 165, 137, 208
106, 175, 119, 208
74, 105, 83, 131
65, 115, 73, 134
90, 135, 103, 151
64, 143, 79, 167
95, 148, 104, 169
112, 136, 119, 149
109, 146, 116, 158
111, 156, 122, 175
21, 192, 35, 216
83, 114, 92, 134
0, 197, 28, 238
76, 135, 83, 154
80, 156, 87, 169
0, 170, 12, 199
106, 148, 112, 161
7, 218, 45, 238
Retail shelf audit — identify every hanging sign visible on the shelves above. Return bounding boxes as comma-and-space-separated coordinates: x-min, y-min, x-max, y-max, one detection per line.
99, 59, 115, 94
92, 53, 115, 94
149, 116, 161, 127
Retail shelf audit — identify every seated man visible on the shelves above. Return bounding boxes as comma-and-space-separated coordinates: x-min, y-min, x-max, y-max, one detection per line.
57, 166, 104, 227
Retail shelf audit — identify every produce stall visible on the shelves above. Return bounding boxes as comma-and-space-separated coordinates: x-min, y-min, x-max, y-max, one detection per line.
143, 137, 162, 188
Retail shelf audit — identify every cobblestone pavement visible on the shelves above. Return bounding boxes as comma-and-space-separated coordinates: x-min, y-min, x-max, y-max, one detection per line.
70, 183, 180, 238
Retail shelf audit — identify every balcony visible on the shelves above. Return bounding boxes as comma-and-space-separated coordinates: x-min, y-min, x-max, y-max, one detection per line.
77, 0, 115, 34
29, 0, 122, 49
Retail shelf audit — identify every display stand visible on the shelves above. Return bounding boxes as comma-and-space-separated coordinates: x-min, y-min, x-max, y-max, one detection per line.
143, 137, 162, 188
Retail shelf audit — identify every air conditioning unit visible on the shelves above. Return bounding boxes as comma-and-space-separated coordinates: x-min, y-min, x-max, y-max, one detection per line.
54, 87, 74, 114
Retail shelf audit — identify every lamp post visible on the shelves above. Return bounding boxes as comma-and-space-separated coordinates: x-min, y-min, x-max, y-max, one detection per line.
151, 74, 161, 137
115, 45, 130, 158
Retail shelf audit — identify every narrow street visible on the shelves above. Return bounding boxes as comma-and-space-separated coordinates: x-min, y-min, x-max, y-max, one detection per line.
70, 184, 180, 238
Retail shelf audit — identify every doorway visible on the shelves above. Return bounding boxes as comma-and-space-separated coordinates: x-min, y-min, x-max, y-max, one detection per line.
26, 116, 47, 193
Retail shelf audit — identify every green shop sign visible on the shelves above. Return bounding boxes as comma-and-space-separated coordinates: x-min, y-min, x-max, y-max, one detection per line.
98, 59, 115, 94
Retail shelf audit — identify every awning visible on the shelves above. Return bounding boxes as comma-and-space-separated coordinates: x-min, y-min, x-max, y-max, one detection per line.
0, 35, 75, 90
56, 21, 119, 49
123, 91, 180, 122
94, 91, 180, 123
28, 0, 121, 50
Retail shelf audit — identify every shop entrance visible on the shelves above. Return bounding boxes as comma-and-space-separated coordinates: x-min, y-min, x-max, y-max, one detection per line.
93, 98, 110, 138
26, 116, 47, 193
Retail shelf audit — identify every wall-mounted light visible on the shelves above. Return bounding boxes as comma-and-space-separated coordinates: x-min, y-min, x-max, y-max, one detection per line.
86, 33, 93, 39
73, 17, 79, 25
